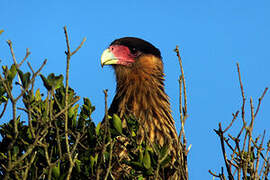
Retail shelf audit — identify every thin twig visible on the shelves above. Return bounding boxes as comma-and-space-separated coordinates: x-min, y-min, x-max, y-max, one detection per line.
97, 89, 109, 180
63, 26, 86, 180
22, 151, 37, 180
19, 48, 31, 67
0, 101, 8, 119
53, 96, 80, 120
254, 87, 268, 118
6, 40, 18, 65
223, 111, 239, 133
63, 26, 75, 179
237, 63, 246, 127
255, 131, 265, 178
215, 123, 233, 180
15, 59, 47, 102
71, 38, 86, 56
174, 46, 188, 117
104, 90, 113, 180
174, 45, 189, 180
104, 140, 115, 180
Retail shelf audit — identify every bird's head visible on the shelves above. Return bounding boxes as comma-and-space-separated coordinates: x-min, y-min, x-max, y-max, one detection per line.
101, 37, 162, 70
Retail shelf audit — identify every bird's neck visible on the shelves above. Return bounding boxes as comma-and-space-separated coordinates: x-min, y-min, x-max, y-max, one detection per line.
109, 66, 178, 146
114, 66, 165, 115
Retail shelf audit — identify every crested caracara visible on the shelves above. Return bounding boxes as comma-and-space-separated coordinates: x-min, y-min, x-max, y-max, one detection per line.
101, 37, 179, 156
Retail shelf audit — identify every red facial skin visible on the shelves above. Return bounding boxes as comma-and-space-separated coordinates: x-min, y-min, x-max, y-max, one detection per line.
109, 45, 136, 66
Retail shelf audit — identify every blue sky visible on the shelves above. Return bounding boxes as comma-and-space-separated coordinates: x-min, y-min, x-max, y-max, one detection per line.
1, 1, 270, 179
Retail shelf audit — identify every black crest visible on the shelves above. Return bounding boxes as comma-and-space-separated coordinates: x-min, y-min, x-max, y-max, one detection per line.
110, 37, 162, 59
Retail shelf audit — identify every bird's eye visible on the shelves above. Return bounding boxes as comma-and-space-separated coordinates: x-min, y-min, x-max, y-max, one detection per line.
130, 47, 138, 55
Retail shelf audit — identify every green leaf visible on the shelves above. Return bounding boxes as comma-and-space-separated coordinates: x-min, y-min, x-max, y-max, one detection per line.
84, 97, 91, 108
13, 146, 19, 156
23, 72, 31, 88
160, 144, 169, 160
40, 74, 51, 90
47, 73, 63, 90
139, 149, 143, 163
35, 89, 41, 101
52, 162, 60, 178
143, 150, 151, 169
17, 69, 24, 83
83, 98, 95, 115
112, 114, 122, 134
0, 96, 7, 103
96, 122, 101, 136
160, 156, 171, 168
2, 65, 7, 72
71, 104, 79, 128
0, 152, 7, 159
26, 128, 32, 140
75, 159, 81, 173
48, 73, 63, 90
7, 64, 17, 84
40, 73, 63, 91
17, 69, 31, 88
131, 129, 136, 137
90, 154, 98, 174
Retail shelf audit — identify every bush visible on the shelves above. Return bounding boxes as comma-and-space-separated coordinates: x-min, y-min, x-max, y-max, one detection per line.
0, 27, 187, 180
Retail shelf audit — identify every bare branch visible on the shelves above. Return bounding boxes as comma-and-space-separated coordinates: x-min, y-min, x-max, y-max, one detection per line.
18, 48, 31, 67
6, 40, 18, 65
63, 26, 75, 179
223, 111, 239, 133
254, 87, 268, 118
71, 37, 86, 56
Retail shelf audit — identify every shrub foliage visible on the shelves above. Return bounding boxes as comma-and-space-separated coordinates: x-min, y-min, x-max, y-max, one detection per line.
0, 28, 269, 180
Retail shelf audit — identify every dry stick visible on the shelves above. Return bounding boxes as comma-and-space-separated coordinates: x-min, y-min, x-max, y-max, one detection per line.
255, 131, 265, 178
174, 46, 188, 180
63, 26, 86, 180
178, 76, 184, 139
64, 26, 74, 179
25, 61, 35, 139
97, 90, 109, 180
224, 111, 239, 133
241, 98, 257, 179
6, 40, 18, 65
248, 98, 255, 155
208, 170, 221, 178
259, 140, 270, 177
18, 48, 31, 67
7, 41, 30, 68
22, 151, 37, 180
104, 140, 114, 180
25, 60, 47, 139
254, 87, 268, 118
1, 41, 26, 180
0, 101, 8, 119
174, 46, 187, 116
236, 63, 250, 179
53, 97, 80, 120
6, 40, 27, 94
236, 63, 247, 136
3, 41, 21, 140
224, 136, 236, 152
216, 123, 234, 180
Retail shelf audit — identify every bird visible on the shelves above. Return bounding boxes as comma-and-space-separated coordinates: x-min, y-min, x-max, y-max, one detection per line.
101, 37, 182, 179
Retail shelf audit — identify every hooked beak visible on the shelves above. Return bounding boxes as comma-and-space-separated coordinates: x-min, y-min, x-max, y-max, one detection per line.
101, 49, 119, 67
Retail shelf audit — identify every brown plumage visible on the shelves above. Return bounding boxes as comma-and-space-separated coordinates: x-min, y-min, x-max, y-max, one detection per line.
101, 37, 181, 179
